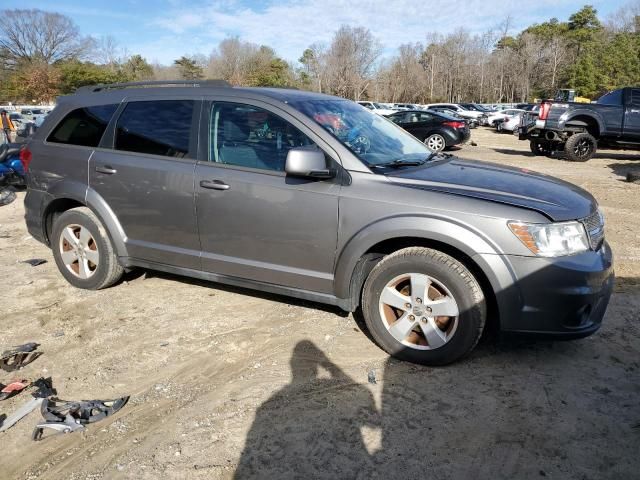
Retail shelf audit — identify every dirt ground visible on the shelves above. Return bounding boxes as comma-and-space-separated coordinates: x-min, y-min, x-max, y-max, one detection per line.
0, 127, 639, 479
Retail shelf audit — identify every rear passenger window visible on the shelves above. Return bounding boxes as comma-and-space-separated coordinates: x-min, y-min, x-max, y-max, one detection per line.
210, 103, 316, 171
597, 90, 623, 106
47, 104, 118, 147
115, 100, 194, 158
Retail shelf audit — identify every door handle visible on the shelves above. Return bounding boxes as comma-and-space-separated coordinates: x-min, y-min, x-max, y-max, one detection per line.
200, 179, 230, 190
95, 166, 117, 175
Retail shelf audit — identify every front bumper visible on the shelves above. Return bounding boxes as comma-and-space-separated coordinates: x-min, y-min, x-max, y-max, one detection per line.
491, 242, 614, 338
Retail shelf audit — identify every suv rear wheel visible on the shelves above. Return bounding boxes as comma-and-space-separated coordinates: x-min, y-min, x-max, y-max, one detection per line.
51, 207, 124, 290
361, 247, 486, 365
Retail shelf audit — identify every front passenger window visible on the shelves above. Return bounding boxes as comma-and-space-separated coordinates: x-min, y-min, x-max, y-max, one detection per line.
210, 103, 316, 171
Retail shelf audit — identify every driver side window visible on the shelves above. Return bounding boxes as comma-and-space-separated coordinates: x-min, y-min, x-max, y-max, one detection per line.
210, 102, 316, 171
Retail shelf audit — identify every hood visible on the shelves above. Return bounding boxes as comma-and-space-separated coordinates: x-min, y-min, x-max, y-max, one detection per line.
386, 157, 596, 221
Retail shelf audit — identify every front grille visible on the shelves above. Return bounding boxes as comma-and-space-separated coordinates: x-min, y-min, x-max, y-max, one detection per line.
582, 209, 605, 250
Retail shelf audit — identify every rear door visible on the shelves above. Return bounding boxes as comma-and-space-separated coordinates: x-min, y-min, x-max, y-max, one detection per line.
89, 97, 201, 269
623, 88, 640, 140
194, 98, 341, 294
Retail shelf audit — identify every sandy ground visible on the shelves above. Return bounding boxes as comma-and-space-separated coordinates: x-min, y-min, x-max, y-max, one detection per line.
0, 127, 639, 479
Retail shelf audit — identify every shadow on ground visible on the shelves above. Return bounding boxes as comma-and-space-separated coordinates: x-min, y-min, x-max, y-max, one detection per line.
608, 162, 640, 181
121, 268, 350, 316
232, 274, 639, 479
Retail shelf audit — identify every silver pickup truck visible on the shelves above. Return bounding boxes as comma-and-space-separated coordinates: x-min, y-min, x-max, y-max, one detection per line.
518, 87, 640, 161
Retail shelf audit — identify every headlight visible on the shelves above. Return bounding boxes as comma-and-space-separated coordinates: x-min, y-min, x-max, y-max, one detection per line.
508, 221, 589, 257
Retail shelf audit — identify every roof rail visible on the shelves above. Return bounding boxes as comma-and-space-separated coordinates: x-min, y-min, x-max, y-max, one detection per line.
75, 80, 231, 93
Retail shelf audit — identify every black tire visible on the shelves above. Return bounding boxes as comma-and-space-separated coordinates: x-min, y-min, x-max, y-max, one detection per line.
564, 132, 596, 162
496, 122, 503, 132
530, 139, 552, 156
361, 247, 486, 366
51, 207, 124, 289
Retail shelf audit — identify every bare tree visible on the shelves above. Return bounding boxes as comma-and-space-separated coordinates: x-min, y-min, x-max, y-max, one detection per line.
0, 9, 94, 67
323, 26, 382, 100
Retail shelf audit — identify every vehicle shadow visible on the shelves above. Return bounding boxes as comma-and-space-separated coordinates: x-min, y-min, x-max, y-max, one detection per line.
492, 148, 536, 157
608, 162, 640, 181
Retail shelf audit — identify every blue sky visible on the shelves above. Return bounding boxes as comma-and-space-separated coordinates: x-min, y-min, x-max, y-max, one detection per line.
2, 0, 624, 65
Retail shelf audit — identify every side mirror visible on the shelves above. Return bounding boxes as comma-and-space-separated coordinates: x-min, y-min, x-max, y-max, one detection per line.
285, 147, 335, 179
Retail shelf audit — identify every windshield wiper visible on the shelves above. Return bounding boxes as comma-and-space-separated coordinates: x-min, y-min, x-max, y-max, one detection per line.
370, 156, 431, 169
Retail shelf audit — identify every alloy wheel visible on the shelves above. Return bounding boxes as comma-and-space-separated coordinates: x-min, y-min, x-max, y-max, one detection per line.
426, 135, 445, 152
573, 138, 593, 158
59, 224, 100, 279
378, 273, 459, 350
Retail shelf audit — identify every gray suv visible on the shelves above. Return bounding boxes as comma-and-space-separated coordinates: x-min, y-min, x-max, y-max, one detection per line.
23, 81, 614, 365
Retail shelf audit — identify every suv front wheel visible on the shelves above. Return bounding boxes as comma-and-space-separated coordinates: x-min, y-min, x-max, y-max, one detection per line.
362, 247, 486, 365
51, 207, 124, 290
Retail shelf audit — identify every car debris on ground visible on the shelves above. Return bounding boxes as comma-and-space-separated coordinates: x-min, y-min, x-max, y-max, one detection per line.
1, 342, 41, 372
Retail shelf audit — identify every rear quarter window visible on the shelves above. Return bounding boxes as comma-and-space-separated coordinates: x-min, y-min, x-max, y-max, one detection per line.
47, 104, 118, 147
114, 100, 194, 158
597, 90, 623, 106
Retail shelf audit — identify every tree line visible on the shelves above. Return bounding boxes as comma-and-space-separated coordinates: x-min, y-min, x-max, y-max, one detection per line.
1, 4, 639, 105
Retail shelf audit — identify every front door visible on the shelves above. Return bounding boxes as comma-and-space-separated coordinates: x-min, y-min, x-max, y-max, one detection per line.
194, 100, 341, 294
90, 98, 201, 269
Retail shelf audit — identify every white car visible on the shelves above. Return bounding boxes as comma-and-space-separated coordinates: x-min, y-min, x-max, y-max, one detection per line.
425, 103, 484, 121
357, 101, 397, 116
486, 109, 525, 126
496, 112, 523, 132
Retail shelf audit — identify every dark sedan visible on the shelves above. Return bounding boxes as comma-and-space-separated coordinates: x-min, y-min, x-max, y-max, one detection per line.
386, 110, 470, 152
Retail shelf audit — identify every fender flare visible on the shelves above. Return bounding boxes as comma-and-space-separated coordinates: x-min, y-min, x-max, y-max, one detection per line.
43, 183, 129, 258
563, 111, 604, 136
333, 215, 520, 319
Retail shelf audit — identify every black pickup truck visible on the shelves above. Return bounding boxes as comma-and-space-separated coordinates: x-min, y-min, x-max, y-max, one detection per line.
518, 87, 640, 161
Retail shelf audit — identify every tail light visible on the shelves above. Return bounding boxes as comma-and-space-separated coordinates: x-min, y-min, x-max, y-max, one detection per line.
539, 101, 552, 120
19, 146, 32, 172
443, 121, 466, 129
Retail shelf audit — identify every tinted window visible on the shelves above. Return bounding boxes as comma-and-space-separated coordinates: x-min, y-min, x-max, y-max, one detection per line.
597, 90, 623, 106
388, 113, 406, 124
47, 104, 118, 147
115, 100, 194, 158
210, 102, 316, 171
631, 89, 640, 107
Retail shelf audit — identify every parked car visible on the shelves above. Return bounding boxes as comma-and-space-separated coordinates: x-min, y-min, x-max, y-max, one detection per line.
20, 108, 47, 122
458, 103, 493, 113
426, 107, 478, 128
357, 101, 397, 116
386, 110, 470, 152
519, 87, 640, 161
486, 109, 525, 127
392, 103, 420, 111
24, 80, 613, 366
426, 104, 486, 124
496, 112, 523, 132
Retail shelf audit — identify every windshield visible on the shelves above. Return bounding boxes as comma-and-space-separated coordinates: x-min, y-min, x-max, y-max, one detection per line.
290, 99, 431, 167
373, 103, 385, 109
31, 109, 44, 114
